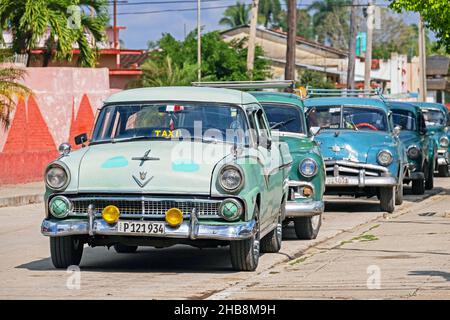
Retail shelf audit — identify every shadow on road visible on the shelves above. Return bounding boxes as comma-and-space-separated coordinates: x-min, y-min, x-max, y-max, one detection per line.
16, 245, 241, 274
409, 270, 450, 282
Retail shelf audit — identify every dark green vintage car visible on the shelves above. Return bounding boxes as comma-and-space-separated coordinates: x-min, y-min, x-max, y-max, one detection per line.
251, 92, 325, 240
413, 102, 450, 177
388, 101, 437, 195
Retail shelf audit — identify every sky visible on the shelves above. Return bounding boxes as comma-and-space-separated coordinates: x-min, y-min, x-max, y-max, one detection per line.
110, 0, 422, 50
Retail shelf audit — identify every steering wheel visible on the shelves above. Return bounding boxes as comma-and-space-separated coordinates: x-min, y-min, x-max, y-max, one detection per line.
356, 122, 378, 131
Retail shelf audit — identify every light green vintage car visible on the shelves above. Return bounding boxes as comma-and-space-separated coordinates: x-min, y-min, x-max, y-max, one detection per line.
41, 87, 292, 271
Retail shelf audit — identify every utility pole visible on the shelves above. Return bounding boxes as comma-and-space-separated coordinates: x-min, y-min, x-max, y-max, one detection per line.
197, 0, 202, 82
285, 0, 297, 89
364, 1, 374, 90
247, 0, 259, 77
113, 0, 120, 69
346, 0, 357, 90
418, 16, 427, 102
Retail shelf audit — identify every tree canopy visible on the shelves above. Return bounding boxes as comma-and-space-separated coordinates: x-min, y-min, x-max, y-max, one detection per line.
130, 31, 271, 88
390, 0, 450, 53
0, 0, 109, 67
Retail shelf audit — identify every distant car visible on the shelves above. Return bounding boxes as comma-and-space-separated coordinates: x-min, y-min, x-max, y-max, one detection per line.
413, 102, 450, 177
251, 91, 325, 240
41, 87, 293, 271
304, 96, 407, 213
388, 101, 436, 194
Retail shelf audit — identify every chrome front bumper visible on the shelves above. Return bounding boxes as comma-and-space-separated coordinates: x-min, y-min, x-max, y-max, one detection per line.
325, 160, 396, 187
41, 218, 256, 241
437, 149, 449, 166
325, 176, 397, 187
286, 200, 324, 218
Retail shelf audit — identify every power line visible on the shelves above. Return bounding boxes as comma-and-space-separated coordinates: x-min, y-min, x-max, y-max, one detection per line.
116, 3, 252, 15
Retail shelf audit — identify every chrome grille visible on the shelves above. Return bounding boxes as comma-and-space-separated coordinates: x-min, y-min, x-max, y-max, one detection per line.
325, 160, 387, 178
67, 197, 221, 219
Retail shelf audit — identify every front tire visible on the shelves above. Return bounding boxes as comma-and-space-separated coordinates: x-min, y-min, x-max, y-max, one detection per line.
438, 165, 449, 177
50, 236, 83, 269
425, 162, 434, 190
412, 177, 425, 195
380, 187, 395, 213
294, 214, 322, 240
260, 204, 283, 253
230, 205, 260, 271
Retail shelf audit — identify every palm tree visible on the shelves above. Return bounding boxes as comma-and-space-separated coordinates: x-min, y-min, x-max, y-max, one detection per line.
132, 56, 198, 87
307, 0, 351, 48
219, 2, 250, 28
0, 0, 108, 67
258, 0, 281, 27
0, 53, 31, 128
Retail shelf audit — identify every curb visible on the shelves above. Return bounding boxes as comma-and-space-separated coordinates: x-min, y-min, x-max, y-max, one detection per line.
0, 194, 43, 208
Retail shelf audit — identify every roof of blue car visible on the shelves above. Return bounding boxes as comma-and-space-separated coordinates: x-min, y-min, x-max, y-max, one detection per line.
104, 86, 259, 105
411, 102, 448, 113
386, 101, 421, 113
303, 97, 389, 110
250, 91, 304, 108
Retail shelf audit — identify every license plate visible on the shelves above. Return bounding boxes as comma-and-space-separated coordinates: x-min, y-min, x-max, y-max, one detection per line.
326, 176, 349, 185
117, 221, 165, 235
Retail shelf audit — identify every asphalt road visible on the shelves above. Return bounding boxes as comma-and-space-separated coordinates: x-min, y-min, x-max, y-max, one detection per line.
0, 179, 449, 300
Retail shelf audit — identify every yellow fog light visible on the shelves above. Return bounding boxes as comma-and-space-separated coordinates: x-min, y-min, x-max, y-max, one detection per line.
165, 208, 183, 227
303, 186, 314, 198
102, 205, 120, 224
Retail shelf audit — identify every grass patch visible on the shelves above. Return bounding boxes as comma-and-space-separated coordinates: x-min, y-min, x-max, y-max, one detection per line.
289, 256, 309, 266
337, 225, 380, 247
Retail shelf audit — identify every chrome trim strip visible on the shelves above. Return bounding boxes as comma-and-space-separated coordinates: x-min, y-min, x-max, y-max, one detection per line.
325, 176, 397, 187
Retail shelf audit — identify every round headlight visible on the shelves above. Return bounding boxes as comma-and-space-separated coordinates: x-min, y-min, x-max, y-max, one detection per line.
45, 163, 69, 190
407, 145, 421, 159
377, 150, 393, 166
219, 165, 244, 192
439, 136, 449, 147
49, 196, 71, 218
219, 198, 243, 221
299, 158, 318, 177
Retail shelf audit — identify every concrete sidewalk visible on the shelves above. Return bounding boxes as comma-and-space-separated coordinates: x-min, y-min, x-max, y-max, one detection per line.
0, 182, 44, 208
209, 190, 450, 300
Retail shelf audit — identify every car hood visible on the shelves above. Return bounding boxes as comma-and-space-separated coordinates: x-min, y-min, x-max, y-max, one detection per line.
77, 140, 232, 194
315, 130, 393, 163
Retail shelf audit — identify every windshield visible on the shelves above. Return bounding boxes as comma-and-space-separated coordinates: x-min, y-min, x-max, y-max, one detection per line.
262, 103, 305, 134
422, 108, 445, 127
92, 103, 249, 144
307, 105, 388, 132
392, 109, 416, 131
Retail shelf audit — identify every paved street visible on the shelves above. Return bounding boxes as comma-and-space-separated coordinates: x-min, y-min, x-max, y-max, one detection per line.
0, 179, 449, 300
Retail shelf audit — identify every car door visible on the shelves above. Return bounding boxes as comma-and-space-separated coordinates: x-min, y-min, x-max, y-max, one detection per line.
253, 108, 283, 231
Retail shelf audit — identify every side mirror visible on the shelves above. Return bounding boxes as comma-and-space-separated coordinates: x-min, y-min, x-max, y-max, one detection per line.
393, 125, 401, 137
74, 133, 88, 147
310, 127, 320, 136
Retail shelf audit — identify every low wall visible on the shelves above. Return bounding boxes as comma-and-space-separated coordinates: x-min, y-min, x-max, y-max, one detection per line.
0, 67, 112, 185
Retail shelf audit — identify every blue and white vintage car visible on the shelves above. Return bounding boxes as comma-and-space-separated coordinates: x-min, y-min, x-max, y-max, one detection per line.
304, 94, 407, 213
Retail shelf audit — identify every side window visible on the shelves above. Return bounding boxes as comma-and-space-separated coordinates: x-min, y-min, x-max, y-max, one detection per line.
418, 113, 426, 133
255, 109, 271, 148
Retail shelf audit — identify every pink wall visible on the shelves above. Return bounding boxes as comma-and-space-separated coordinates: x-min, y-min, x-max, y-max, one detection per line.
0, 67, 113, 185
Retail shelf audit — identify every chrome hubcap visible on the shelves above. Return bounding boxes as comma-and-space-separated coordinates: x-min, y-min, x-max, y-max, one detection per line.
311, 214, 321, 230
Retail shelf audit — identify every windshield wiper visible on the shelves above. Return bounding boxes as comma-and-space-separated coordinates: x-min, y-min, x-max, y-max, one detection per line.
270, 118, 296, 129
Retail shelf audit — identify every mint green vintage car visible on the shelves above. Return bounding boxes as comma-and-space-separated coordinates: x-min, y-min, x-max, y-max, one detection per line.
250, 92, 325, 240
41, 87, 292, 271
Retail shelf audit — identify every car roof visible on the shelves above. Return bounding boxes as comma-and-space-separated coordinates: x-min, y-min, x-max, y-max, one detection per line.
386, 101, 421, 113
411, 102, 448, 113
104, 86, 259, 106
249, 91, 304, 108
303, 97, 389, 111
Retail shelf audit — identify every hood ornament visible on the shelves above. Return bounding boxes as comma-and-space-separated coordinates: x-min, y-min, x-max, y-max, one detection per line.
132, 149, 160, 166
330, 145, 341, 153
132, 171, 153, 188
